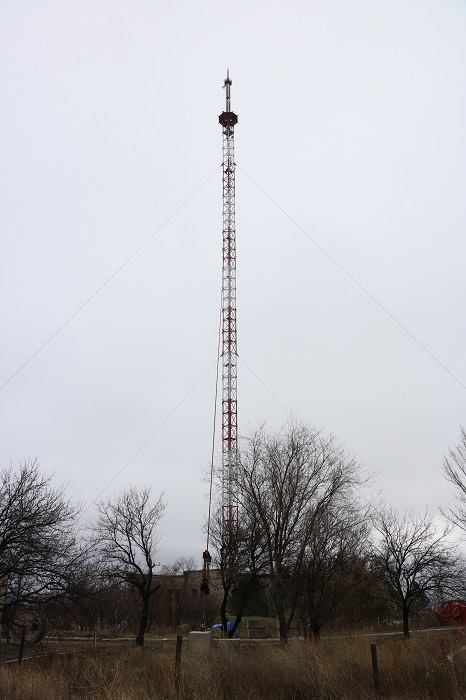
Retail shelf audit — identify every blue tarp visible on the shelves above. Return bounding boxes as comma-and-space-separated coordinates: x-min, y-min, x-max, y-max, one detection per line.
212, 621, 240, 637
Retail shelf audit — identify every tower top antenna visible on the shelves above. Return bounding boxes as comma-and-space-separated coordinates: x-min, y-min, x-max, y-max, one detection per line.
219, 70, 238, 129
223, 70, 232, 112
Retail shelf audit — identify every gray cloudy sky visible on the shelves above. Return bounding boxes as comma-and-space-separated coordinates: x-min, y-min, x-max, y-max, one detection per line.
1, 0, 465, 563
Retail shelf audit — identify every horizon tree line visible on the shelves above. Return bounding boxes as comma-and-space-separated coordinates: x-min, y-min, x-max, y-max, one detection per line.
1, 421, 466, 645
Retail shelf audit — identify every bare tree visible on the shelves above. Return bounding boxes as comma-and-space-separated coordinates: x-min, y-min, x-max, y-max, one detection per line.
209, 505, 267, 637
234, 422, 363, 644
95, 486, 165, 646
0, 460, 84, 639
443, 426, 466, 531
297, 504, 369, 639
209, 509, 244, 635
371, 508, 461, 638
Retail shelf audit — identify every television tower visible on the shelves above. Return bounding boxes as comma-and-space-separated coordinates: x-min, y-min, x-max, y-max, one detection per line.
201, 73, 239, 598
219, 71, 239, 537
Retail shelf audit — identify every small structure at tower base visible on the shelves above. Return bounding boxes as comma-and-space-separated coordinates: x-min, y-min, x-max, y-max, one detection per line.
188, 630, 212, 653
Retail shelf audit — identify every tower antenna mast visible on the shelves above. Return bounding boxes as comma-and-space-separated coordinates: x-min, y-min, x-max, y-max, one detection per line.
201, 73, 239, 600
219, 71, 239, 537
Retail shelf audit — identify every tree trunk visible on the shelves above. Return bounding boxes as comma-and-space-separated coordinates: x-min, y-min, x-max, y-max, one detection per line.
278, 610, 288, 645
402, 605, 410, 639
136, 595, 149, 647
229, 575, 258, 638
302, 621, 309, 641
312, 622, 321, 641
270, 579, 289, 645
220, 588, 229, 637
229, 610, 243, 638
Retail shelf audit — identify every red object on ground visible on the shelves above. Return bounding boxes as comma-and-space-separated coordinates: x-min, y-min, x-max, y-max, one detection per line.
437, 600, 466, 626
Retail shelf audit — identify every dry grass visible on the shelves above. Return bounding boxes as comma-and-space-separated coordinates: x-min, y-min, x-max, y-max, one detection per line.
1, 634, 465, 699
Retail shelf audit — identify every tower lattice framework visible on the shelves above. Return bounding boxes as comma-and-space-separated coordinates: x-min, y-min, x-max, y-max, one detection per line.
219, 71, 239, 536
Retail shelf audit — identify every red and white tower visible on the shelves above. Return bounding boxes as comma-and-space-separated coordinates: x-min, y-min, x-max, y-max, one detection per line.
219, 71, 239, 536
201, 73, 240, 596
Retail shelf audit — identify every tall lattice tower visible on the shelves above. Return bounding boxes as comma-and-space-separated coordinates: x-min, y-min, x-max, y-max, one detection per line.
200, 73, 239, 597
219, 71, 239, 537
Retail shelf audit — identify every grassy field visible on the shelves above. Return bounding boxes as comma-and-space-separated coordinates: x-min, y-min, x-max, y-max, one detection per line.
1, 633, 466, 699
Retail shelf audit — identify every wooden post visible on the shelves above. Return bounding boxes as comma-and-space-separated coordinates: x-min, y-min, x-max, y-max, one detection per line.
370, 643, 380, 694
17, 626, 26, 665
175, 634, 183, 695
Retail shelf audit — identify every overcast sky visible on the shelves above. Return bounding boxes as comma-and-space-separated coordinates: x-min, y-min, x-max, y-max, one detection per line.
1, 0, 465, 564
